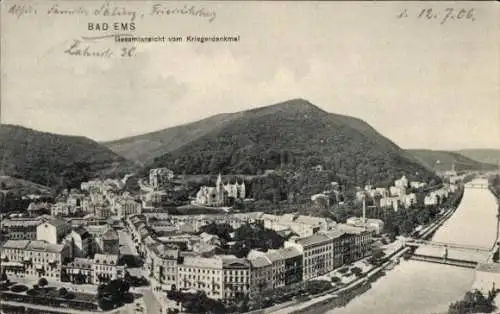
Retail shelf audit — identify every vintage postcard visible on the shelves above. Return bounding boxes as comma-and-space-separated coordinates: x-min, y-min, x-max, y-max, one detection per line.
0, 1, 499, 314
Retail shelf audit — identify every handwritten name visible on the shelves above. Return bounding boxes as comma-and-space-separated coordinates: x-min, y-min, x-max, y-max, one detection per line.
397, 8, 476, 24
7, 3, 217, 23
64, 39, 114, 58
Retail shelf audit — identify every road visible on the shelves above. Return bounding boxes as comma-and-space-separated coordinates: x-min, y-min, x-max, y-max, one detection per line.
119, 230, 139, 256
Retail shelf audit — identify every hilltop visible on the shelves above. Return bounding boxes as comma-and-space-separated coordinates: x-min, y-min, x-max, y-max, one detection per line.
0, 124, 137, 190
116, 98, 439, 186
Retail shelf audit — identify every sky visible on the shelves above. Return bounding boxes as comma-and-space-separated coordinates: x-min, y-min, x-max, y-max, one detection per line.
1, 1, 499, 150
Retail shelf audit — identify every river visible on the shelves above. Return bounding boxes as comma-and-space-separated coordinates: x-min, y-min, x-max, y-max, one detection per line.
324, 178, 498, 314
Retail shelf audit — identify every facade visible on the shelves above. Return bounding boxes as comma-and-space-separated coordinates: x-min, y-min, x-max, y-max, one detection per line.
285, 230, 345, 280
195, 174, 246, 207
36, 218, 72, 244
147, 243, 180, 291
264, 247, 303, 288
177, 256, 225, 300
247, 254, 273, 295
62, 258, 93, 284
67, 226, 92, 258
0, 240, 71, 281
222, 257, 251, 302
261, 214, 334, 237
0, 218, 42, 240
115, 196, 142, 218
93, 253, 125, 284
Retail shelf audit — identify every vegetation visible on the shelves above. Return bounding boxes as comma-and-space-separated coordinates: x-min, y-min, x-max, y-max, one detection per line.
0, 124, 136, 190
448, 289, 496, 314
97, 279, 134, 311
38, 278, 48, 288
407, 149, 498, 172
198, 222, 287, 257
249, 280, 332, 311
149, 99, 437, 188
10, 285, 28, 293
167, 290, 226, 313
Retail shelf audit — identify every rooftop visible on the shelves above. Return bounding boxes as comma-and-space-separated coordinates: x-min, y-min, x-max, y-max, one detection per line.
2, 240, 31, 249
27, 240, 66, 253
182, 256, 223, 269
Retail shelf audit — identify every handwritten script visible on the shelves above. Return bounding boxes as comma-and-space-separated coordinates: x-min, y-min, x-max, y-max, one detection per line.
7, 2, 217, 23
397, 8, 476, 25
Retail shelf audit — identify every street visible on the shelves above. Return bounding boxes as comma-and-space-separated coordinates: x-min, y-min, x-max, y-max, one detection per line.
119, 230, 139, 256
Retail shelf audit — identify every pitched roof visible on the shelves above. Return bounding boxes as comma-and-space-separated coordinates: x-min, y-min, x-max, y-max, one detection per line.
248, 255, 272, 268
27, 240, 66, 253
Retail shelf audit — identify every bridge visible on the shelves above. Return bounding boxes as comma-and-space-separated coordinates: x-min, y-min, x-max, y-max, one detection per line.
464, 182, 489, 189
409, 254, 478, 269
405, 239, 491, 253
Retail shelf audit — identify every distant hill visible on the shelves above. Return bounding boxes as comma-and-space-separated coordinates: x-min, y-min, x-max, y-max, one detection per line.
138, 98, 438, 187
0, 125, 137, 189
104, 113, 247, 163
456, 149, 500, 166
406, 149, 498, 172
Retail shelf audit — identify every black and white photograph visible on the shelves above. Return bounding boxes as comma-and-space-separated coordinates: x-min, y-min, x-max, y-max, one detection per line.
0, 1, 499, 314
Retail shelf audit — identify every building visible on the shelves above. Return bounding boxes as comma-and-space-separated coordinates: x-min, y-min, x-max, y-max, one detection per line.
114, 196, 142, 218
264, 247, 303, 288
222, 256, 251, 302
96, 228, 120, 255
337, 225, 372, 263
177, 256, 225, 300
95, 203, 113, 219
195, 174, 245, 207
346, 217, 384, 235
149, 168, 174, 189
247, 253, 273, 295
66, 226, 92, 258
61, 257, 94, 284
93, 253, 125, 284
36, 218, 72, 244
285, 230, 345, 280
147, 243, 180, 291
260, 214, 334, 238
395, 175, 409, 189
0, 240, 71, 281
1, 218, 42, 240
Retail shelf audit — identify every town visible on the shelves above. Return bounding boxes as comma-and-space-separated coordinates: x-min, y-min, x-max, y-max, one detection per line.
0, 165, 477, 314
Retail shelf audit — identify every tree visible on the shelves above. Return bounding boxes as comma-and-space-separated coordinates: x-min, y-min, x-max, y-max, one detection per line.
38, 277, 48, 288
0, 270, 8, 283
59, 287, 68, 297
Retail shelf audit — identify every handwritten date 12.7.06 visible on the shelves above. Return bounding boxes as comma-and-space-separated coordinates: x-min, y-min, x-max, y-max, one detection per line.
397, 8, 476, 25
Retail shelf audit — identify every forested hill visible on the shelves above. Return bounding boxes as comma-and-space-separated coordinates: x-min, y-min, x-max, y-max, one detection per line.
456, 149, 500, 166
103, 113, 247, 163
148, 98, 438, 187
406, 149, 498, 172
0, 125, 137, 190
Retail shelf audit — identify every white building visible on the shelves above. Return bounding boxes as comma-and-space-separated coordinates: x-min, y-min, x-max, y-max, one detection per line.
93, 253, 125, 284
36, 218, 72, 244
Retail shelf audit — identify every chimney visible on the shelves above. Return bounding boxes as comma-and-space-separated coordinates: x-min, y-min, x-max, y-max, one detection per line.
362, 195, 367, 224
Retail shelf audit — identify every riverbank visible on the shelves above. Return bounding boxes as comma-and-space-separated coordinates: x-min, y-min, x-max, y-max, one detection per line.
268, 188, 465, 314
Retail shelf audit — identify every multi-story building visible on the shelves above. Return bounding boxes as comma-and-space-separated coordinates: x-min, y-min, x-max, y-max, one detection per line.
264, 247, 303, 288
0, 218, 42, 240
247, 253, 273, 295
93, 253, 124, 284
114, 196, 142, 218
337, 225, 372, 263
260, 214, 335, 237
95, 203, 113, 219
177, 256, 224, 300
0, 240, 31, 276
36, 218, 72, 244
51, 202, 72, 217
147, 243, 180, 291
24, 240, 71, 281
222, 256, 251, 302
285, 230, 345, 280
66, 226, 92, 258
61, 257, 94, 284
95, 228, 120, 255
